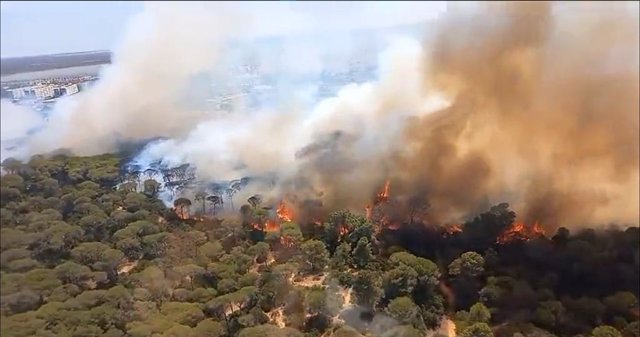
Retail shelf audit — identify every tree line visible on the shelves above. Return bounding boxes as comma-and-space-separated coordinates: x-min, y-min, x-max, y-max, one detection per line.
0, 154, 638, 337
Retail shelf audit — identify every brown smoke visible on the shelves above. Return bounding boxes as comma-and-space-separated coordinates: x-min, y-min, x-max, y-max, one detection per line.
286, 2, 639, 229
395, 2, 639, 227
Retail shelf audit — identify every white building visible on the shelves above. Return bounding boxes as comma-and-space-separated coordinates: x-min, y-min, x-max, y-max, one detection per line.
9, 83, 80, 100
9, 86, 33, 99
63, 83, 79, 95
32, 85, 55, 99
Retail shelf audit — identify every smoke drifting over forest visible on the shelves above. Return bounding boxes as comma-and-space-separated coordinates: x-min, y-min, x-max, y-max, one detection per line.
395, 2, 640, 227
6, 2, 640, 228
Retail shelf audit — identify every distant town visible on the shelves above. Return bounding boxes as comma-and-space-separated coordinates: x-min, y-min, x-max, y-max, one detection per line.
3, 77, 93, 99
0, 47, 378, 113
1, 76, 100, 112
1, 50, 110, 111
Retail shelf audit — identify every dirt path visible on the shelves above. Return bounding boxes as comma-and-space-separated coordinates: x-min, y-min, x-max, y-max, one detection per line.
291, 273, 326, 288
268, 307, 286, 328
117, 260, 139, 275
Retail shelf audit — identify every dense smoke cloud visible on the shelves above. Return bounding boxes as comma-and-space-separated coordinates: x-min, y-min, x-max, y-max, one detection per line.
286, 2, 639, 227
25, 3, 242, 155
136, 35, 440, 210
8, 2, 639, 228
392, 2, 639, 226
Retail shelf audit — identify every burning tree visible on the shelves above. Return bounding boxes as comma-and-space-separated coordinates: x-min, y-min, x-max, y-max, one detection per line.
173, 198, 192, 220
462, 203, 517, 251
366, 179, 426, 231
276, 222, 303, 262
245, 200, 298, 244
442, 223, 464, 238
406, 195, 431, 225
496, 222, 546, 244
366, 180, 390, 220
276, 201, 293, 222
321, 210, 371, 253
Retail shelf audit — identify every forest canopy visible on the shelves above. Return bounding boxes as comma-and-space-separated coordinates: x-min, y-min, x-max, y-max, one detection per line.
0, 153, 638, 337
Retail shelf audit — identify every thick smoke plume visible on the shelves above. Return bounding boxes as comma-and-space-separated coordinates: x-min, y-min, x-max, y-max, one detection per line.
283, 2, 639, 228
25, 3, 242, 155
9, 2, 639, 228
393, 2, 639, 227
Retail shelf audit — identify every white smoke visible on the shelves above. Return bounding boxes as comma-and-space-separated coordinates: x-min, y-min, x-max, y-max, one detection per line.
18, 2, 434, 159
0, 100, 45, 161
0, 2, 436, 209
1, 1, 444, 206
25, 2, 245, 156
0, 0, 449, 209
129, 35, 449, 206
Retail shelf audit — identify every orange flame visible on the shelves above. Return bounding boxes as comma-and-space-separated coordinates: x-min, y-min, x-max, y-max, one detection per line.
365, 180, 391, 221
265, 220, 280, 233
253, 200, 293, 234
376, 180, 390, 204
339, 226, 349, 238
387, 223, 401, 230
173, 207, 190, 220
443, 224, 463, 237
532, 222, 545, 236
439, 281, 456, 311
497, 221, 546, 244
277, 201, 293, 222
280, 235, 295, 248
253, 220, 280, 233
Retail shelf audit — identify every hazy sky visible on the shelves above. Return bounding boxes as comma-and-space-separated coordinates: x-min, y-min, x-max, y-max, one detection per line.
1, 1, 143, 57
0, 1, 447, 58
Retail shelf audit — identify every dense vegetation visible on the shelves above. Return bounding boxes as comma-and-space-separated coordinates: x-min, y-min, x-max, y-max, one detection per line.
0, 153, 638, 337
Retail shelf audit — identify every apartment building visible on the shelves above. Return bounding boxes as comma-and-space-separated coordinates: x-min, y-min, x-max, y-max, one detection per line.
8, 83, 80, 100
